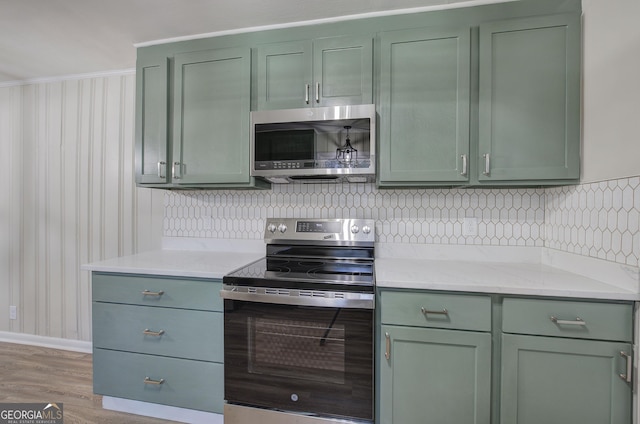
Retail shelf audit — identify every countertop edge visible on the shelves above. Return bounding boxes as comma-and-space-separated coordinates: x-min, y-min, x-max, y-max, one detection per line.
375, 280, 640, 301
82, 264, 229, 280
81, 250, 263, 280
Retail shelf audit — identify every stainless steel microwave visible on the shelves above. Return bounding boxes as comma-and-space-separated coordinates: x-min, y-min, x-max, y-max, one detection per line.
250, 104, 376, 183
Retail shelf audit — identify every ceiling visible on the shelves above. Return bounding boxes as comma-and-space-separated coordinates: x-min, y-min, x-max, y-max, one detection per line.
0, 0, 495, 85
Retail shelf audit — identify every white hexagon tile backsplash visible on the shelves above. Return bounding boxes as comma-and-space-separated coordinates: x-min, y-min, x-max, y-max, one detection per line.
545, 177, 640, 267
164, 176, 640, 267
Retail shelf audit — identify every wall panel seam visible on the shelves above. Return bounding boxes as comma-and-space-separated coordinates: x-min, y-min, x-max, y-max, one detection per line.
60, 81, 67, 339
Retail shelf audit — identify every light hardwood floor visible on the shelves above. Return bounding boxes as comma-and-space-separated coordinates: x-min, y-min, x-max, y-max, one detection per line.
0, 342, 180, 423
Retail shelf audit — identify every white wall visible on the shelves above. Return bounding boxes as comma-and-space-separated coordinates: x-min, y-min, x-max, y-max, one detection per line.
0, 73, 163, 342
581, 0, 640, 183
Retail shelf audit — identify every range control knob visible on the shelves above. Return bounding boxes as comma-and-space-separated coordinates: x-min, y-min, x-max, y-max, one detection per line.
278, 224, 288, 233
350, 225, 360, 234
267, 224, 277, 233
362, 225, 372, 234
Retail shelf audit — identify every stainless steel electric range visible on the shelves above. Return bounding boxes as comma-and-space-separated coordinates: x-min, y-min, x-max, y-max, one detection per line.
221, 218, 375, 424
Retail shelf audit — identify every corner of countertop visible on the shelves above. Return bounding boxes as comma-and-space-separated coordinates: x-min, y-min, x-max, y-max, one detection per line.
541, 248, 640, 294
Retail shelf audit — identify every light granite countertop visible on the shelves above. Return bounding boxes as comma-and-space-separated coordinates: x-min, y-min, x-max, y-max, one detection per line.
375, 257, 639, 301
82, 249, 263, 280
375, 244, 640, 301
82, 240, 640, 302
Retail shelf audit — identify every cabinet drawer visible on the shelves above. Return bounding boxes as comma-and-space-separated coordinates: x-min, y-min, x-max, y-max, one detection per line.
93, 303, 223, 362
93, 349, 223, 413
502, 298, 633, 342
380, 291, 491, 332
92, 272, 222, 311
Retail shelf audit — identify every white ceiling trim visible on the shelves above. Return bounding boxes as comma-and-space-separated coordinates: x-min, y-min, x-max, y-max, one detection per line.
135, 0, 515, 47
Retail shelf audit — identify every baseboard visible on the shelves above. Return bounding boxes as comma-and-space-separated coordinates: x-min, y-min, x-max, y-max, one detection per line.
103, 397, 223, 424
0, 331, 92, 353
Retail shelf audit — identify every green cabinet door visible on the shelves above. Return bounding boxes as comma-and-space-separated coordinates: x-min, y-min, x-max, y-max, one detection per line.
256, 35, 372, 110
257, 40, 312, 110
135, 58, 169, 184
501, 334, 632, 424
313, 36, 373, 106
172, 47, 251, 185
378, 27, 471, 186
478, 14, 581, 182
379, 325, 491, 424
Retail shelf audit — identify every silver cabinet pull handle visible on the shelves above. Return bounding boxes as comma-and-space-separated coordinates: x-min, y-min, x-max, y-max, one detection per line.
460, 154, 468, 176
482, 153, 491, 175
315, 82, 320, 103
144, 377, 165, 385
172, 162, 181, 179
143, 329, 165, 337
550, 316, 586, 326
157, 161, 166, 178
305, 84, 310, 104
385, 332, 391, 360
620, 351, 632, 383
142, 290, 164, 297
422, 307, 449, 316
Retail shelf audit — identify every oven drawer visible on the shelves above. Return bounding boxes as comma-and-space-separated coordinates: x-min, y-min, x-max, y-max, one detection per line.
93, 348, 223, 413
92, 273, 222, 311
93, 303, 223, 362
502, 298, 633, 342
380, 290, 491, 332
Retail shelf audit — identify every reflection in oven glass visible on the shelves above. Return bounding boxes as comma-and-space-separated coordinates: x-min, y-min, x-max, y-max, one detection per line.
248, 316, 346, 385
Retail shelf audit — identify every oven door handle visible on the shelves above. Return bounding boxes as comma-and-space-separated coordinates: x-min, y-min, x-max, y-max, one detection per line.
220, 286, 374, 310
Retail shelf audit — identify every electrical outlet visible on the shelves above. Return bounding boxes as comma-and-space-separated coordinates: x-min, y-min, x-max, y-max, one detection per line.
463, 218, 478, 237
9, 305, 17, 320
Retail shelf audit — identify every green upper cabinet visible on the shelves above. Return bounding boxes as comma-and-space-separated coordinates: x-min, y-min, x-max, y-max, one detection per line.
256, 35, 373, 110
134, 1, 582, 188
256, 40, 311, 110
135, 46, 267, 189
478, 14, 581, 183
313, 36, 373, 107
378, 12, 581, 187
172, 48, 252, 186
378, 26, 471, 186
135, 58, 169, 185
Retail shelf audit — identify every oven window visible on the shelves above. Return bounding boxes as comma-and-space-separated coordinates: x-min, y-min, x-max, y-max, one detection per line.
248, 316, 345, 384
224, 300, 373, 420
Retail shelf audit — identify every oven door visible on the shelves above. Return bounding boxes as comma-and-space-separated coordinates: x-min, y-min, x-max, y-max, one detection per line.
223, 298, 373, 421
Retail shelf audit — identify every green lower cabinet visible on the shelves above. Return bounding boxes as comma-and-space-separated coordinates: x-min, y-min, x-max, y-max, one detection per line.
378, 291, 633, 424
379, 325, 492, 424
92, 272, 225, 414
500, 334, 632, 424
92, 302, 223, 362
93, 349, 224, 413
